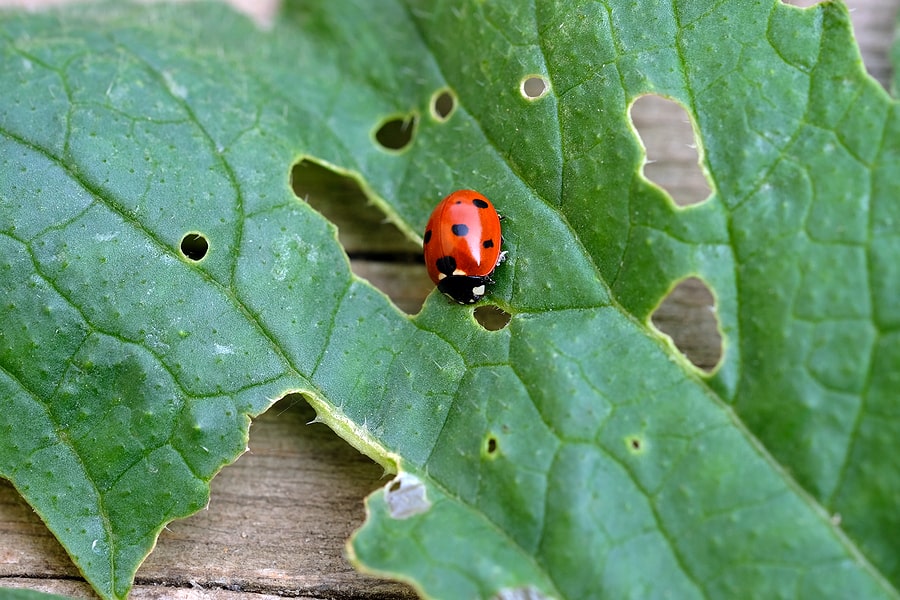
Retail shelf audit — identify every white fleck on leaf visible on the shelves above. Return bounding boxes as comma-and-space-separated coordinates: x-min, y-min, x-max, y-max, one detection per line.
384, 472, 430, 519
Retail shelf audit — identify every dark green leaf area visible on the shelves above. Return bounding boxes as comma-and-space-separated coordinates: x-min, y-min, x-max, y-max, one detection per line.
356, 308, 891, 597
0, 237, 89, 398
0, 39, 70, 157
422, 2, 563, 204
413, 296, 514, 366
872, 108, 900, 329
353, 482, 559, 600
508, 310, 869, 597
0, 140, 95, 241
1, 331, 242, 599
27, 203, 287, 396
503, 0, 900, 589
310, 282, 466, 467
717, 7, 900, 581
426, 364, 558, 552
0, 7, 318, 597
235, 203, 353, 377
500, 195, 610, 311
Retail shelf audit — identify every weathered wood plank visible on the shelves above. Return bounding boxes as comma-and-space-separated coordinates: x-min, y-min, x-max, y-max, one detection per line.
1, 399, 417, 599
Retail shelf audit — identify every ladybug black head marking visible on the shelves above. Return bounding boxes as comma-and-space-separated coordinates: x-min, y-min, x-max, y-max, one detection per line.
437, 274, 490, 304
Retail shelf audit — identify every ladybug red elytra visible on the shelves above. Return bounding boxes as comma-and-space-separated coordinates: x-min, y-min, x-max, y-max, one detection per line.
423, 189, 505, 304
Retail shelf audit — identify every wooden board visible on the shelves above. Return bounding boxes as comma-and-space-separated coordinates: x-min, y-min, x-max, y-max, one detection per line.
1, 0, 895, 597
1, 399, 417, 598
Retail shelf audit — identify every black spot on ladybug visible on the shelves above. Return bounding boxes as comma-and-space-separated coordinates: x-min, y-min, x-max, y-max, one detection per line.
483, 239, 494, 249
472, 198, 489, 209
451, 224, 469, 237
436, 255, 457, 275
423, 229, 432, 244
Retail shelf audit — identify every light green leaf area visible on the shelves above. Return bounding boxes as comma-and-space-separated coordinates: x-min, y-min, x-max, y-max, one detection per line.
1, 1, 898, 599
0, 590, 74, 600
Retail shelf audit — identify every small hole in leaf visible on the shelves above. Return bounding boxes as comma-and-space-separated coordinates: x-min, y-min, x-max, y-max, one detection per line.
651, 277, 723, 372
484, 434, 499, 458
630, 95, 711, 207
627, 436, 644, 453
180, 233, 208, 261
473, 305, 511, 330
520, 75, 549, 99
384, 473, 430, 519
290, 159, 431, 314
374, 114, 417, 151
431, 89, 455, 121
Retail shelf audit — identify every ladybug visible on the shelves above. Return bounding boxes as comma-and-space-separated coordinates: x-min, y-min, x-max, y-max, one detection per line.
423, 189, 505, 304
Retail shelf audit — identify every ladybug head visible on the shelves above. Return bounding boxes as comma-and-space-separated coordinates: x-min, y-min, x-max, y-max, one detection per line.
437, 274, 489, 304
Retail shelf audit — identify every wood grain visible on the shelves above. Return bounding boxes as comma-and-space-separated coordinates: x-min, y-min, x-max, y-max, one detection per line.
1, 0, 895, 597
1, 399, 417, 599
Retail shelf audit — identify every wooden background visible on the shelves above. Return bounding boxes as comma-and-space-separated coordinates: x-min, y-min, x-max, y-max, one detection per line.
1, 0, 896, 598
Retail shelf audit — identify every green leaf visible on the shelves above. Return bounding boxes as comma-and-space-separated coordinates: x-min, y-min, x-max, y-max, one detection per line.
0, 590, 74, 600
1, 1, 899, 599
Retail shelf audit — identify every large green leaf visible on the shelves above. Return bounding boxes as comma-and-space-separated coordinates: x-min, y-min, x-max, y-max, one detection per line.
0, 590, 73, 600
1, 1, 898, 599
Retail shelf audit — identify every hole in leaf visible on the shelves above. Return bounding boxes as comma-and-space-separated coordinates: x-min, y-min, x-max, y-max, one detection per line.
630, 95, 711, 206
384, 472, 431, 519
290, 159, 430, 314
473, 305, 511, 330
627, 436, 644, 453
374, 114, 417, 151
520, 76, 548, 99
650, 277, 723, 372
431, 89, 455, 121
180, 232, 208, 261
484, 434, 499, 457
520, 75, 549, 99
